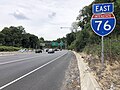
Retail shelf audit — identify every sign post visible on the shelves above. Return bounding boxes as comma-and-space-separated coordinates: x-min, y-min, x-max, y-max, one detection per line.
101, 36, 104, 67
91, 3, 116, 69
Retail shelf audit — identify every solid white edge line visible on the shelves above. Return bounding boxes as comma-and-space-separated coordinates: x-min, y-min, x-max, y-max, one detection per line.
0, 52, 68, 90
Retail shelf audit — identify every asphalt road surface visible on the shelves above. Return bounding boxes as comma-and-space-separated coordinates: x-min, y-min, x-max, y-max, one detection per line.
0, 50, 73, 90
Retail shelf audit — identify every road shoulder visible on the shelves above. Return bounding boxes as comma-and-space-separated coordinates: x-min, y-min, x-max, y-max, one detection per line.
61, 52, 80, 90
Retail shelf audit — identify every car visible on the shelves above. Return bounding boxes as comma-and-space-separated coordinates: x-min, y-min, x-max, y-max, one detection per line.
35, 49, 42, 53
18, 49, 26, 53
48, 49, 55, 54
44, 48, 49, 52
54, 48, 59, 51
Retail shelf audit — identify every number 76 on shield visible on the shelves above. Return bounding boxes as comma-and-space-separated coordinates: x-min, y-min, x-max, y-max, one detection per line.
95, 20, 111, 31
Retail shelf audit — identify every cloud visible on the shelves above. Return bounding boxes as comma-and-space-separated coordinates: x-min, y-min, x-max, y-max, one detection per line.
48, 12, 56, 19
0, 0, 94, 40
12, 10, 29, 20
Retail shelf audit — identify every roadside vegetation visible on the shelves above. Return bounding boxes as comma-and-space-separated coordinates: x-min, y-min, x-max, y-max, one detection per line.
0, 26, 45, 51
62, 0, 120, 89
65, 0, 120, 62
0, 46, 20, 52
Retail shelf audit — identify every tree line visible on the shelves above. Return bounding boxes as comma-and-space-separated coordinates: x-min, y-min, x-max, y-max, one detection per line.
0, 26, 43, 49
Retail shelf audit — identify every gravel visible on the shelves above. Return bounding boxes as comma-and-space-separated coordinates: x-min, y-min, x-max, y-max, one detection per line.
61, 53, 81, 90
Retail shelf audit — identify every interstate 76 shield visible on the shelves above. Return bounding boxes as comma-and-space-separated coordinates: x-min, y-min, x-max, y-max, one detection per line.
91, 13, 116, 36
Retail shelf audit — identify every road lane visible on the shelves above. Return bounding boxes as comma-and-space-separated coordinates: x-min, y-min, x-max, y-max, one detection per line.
0, 51, 67, 64
0, 53, 38, 62
0, 50, 72, 90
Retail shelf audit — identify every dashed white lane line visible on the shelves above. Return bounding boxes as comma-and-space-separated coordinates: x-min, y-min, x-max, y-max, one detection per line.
0, 52, 68, 90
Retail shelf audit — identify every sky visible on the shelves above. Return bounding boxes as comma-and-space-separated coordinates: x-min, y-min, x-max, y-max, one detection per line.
0, 0, 94, 40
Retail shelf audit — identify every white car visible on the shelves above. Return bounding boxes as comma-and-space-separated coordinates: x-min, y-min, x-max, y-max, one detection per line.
48, 49, 55, 53
18, 49, 26, 53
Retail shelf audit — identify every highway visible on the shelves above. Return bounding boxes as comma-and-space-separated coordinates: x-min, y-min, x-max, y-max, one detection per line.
0, 50, 73, 90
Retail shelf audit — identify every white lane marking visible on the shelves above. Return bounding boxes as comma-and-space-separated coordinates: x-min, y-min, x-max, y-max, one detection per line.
0, 52, 68, 90
0, 55, 43, 65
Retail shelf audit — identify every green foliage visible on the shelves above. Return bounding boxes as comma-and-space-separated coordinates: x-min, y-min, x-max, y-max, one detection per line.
83, 44, 101, 56
21, 33, 30, 48
0, 32, 5, 45
0, 26, 40, 49
83, 38, 120, 61
66, 32, 76, 46
1, 26, 24, 46
104, 38, 120, 61
74, 29, 90, 52
0, 46, 20, 51
39, 37, 44, 43
56, 37, 66, 43
29, 34, 39, 48
68, 41, 75, 50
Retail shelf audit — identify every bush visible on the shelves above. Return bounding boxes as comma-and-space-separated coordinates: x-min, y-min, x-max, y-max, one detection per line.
68, 41, 75, 50
83, 38, 120, 62
0, 46, 20, 51
74, 29, 90, 52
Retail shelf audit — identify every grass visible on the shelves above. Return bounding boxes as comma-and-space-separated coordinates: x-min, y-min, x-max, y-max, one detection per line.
0, 46, 20, 52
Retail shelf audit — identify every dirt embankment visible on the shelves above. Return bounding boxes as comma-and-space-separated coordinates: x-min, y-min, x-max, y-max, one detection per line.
80, 53, 120, 90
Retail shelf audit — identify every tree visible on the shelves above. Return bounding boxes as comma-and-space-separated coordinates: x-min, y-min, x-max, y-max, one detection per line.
74, 29, 90, 52
0, 26, 40, 49
39, 37, 44, 43
21, 33, 30, 48
1, 26, 26, 46
29, 34, 39, 49
0, 32, 5, 45
1, 27, 13, 46
66, 32, 76, 47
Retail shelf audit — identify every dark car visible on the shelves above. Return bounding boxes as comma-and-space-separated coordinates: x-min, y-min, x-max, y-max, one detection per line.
46, 49, 49, 52
48, 49, 55, 54
54, 48, 59, 51
35, 49, 42, 53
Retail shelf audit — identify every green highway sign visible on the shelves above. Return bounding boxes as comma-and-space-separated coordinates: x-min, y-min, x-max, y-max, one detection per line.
52, 42, 58, 46
60, 41, 64, 46
52, 41, 64, 47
